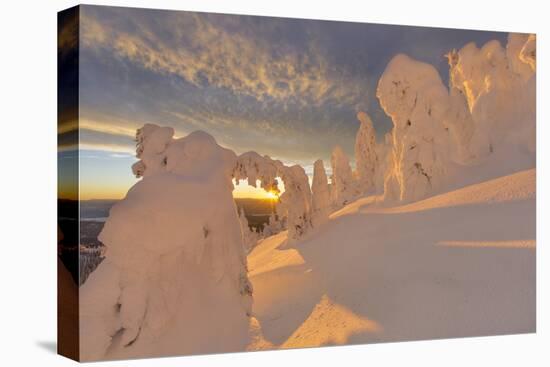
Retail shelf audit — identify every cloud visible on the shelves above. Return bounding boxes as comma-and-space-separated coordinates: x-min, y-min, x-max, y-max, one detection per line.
79, 118, 138, 138
58, 118, 78, 135
80, 7, 368, 108
80, 142, 135, 154
76, 6, 508, 169
79, 128, 136, 154
58, 9, 78, 57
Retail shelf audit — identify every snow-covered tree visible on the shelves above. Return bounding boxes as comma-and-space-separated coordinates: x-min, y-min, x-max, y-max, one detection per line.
233, 153, 313, 242
239, 207, 260, 253
447, 34, 536, 159
232, 151, 280, 193
81, 127, 253, 360
277, 165, 313, 241
375, 132, 393, 194
131, 124, 175, 178
330, 145, 358, 208
444, 69, 477, 164
376, 34, 536, 203
311, 159, 331, 227
262, 212, 284, 237
377, 54, 454, 202
354, 112, 379, 195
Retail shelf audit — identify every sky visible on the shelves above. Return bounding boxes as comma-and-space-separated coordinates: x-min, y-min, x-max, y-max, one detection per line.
59, 5, 508, 200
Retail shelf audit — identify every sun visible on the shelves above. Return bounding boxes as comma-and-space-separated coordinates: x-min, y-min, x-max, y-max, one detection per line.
265, 190, 279, 200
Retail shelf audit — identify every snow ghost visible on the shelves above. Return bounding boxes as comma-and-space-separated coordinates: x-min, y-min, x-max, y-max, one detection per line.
311, 159, 331, 227
233, 152, 313, 242
330, 145, 358, 207
80, 125, 253, 360
239, 207, 261, 253
447, 34, 536, 159
377, 54, 453, 202
355, 112, 379, 195
277, 165, 313, 241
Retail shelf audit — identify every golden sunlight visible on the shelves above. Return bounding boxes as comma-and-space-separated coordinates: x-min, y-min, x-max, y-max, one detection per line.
232, 179, 285, 200
265, 190, 279, 200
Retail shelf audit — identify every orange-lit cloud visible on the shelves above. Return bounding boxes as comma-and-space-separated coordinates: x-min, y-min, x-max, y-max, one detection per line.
79, 118, 138, 138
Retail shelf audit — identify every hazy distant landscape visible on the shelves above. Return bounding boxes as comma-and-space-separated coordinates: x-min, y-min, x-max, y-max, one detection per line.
81, 198, 275, 227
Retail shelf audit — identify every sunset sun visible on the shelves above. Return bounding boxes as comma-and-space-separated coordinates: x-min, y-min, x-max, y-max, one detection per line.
265, 190, 279, 200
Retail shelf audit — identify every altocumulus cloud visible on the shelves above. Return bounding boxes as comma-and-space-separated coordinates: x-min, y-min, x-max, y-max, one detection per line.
80, 7, 368, 108
74, 5, 507, 165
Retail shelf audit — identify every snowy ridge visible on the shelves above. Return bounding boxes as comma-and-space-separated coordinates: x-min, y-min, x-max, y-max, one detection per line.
332, 168, 535, 218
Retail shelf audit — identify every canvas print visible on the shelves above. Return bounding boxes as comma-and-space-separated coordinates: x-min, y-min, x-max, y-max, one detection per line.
57, 5, 536, 362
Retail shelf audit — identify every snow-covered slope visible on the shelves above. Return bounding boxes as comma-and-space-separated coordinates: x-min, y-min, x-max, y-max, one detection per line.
247, 168, 535, 349
333, 168, 535, 217
77, 31, 536, 359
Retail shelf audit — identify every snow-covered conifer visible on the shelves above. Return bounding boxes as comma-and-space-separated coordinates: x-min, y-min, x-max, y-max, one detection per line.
354, 112, 379, 195
377, 54, 453, 202
447, 35, 536, 158
330, 145, 358, 207
81, 128, 253, 360
311, 159, 331, 227
233, 153, 313, 242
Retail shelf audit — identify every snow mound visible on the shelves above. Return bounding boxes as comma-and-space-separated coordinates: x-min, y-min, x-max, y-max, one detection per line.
384, 168, 535, 214
248, 231, 304, 277
331, 168, 534, 218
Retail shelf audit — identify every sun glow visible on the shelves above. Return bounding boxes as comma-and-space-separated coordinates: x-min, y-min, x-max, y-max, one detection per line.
232, 179, 285, 200
265, 190, 279, 200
